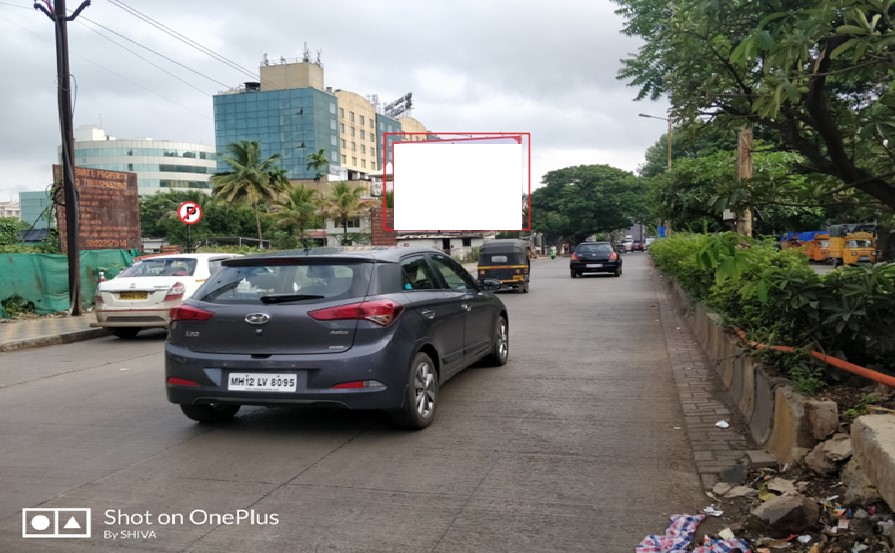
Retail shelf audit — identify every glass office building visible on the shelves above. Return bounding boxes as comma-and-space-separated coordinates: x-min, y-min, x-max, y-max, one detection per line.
19, 190, 53, 229
71, 128, 217, 195
213, 86, 339, 179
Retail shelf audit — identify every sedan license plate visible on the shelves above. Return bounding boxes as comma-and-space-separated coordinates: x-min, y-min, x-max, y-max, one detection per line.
228, 373, 297, 392
118, 291, 148, 300
586, 263, 603, 268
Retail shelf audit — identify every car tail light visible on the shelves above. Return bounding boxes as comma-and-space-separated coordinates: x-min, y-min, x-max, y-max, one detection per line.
167, 376, 200, 387
309, 299, 403, 326
571, 253, 579, 261
609, 252, 618, 261
331, 380, 385, 389
170, 305, 214, 322
94, 287, 103, 305
164, 282, 186, 302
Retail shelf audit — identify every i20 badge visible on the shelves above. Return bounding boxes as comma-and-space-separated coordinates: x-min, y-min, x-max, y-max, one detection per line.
244, 313, 271, 325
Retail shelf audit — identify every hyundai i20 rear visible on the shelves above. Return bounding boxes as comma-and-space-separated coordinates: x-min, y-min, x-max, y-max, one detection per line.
164, 248, 509, 429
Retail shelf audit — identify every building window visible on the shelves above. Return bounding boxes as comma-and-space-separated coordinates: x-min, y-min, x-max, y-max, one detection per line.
341, 154, 347, 163
349, 111, 355, 123
360, 130, 366, 140
371, 161, 377, 170
351, 142, 356, 152
331, 135, 337, 146
330, 119, 336, 130
371, 147, 376, 157
361, 159, 366, 168
340, 123, 345, 133
370, 120, 374, 129
361, 145, 366, 154
339, 107, 344, 118
341, 138, 347, 148
462, 238, 472, 247
330, 103, 336, 114
350, 127, 355, 137
352, 156, 357, 165
336, 216, 362, 229
331, 151, 338, 162
370, 133, 375, 142
359, 115, 365, 126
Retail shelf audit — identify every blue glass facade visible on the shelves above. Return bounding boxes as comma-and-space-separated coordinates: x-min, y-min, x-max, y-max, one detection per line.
376, 113, 401, 167
20, 190, 53, 229
213, 88, 339, 179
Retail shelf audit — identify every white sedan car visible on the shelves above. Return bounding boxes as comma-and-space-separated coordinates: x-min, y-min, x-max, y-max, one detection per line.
94, 253, 241, 338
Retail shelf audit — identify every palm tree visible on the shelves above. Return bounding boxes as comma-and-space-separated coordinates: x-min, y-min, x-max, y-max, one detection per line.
212, 140, 289, 244
306, 149, 330, 180
325, 181, 373, 245
271, 184, 322, 248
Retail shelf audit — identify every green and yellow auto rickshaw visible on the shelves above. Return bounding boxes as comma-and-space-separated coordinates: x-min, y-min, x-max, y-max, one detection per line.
477, 239, 530, 293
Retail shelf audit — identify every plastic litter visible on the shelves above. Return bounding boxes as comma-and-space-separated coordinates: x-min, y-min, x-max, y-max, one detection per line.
797, 534, 812, 543
715, 420, 730, 429
703, 506, 723, 517
718, 528, 735, 540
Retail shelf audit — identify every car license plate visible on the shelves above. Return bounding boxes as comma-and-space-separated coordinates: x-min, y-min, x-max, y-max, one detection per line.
227, 373, 297, 392
859, 256, 870, 261
118, 291, 148, 300
586, 264, 603, 268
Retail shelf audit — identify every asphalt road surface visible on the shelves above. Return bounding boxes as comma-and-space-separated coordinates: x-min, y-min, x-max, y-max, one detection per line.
0, 253, 707, 552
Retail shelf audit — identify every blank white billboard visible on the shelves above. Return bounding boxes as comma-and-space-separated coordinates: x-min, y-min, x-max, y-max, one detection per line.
392, 141, 523, 231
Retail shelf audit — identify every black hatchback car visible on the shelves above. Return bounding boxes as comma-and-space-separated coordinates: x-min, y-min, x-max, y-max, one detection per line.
165, 247, 509, 429
569, 242, 622, 278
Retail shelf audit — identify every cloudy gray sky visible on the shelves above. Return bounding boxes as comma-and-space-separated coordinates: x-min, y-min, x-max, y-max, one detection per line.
0, 0, 669, 202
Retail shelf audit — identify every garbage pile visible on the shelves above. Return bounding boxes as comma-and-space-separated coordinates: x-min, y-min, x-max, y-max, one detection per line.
637, 430, 895, 552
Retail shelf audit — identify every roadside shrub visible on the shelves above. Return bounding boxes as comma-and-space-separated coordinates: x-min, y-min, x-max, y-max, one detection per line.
653, 232, 895, 379
1, 295, 36, 317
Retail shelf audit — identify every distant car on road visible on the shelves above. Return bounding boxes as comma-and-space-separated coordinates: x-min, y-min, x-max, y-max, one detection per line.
570, 242, 622, 278
631, 240, 645, 252
94, 253, 241, 338
164, 247, 509, 429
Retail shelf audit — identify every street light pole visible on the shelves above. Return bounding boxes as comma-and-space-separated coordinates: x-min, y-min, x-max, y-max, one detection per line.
638, 113, 673, 170
639, 113, 674, 236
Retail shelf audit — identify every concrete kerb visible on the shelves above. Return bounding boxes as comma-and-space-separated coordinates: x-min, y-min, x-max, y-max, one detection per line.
662, 274, 823, 463
0, 328, 110, 353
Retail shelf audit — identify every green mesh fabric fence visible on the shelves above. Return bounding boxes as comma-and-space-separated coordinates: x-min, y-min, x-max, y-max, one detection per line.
0, 249, 138, 316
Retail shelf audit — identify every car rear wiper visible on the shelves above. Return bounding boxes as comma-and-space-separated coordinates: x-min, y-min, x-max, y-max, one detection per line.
259, 294, 325, 304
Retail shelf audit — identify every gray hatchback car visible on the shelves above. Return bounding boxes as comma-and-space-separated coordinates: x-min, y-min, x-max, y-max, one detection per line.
165, 247, 509, 429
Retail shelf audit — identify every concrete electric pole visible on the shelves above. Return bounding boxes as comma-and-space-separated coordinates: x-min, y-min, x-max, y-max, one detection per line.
35, 0, 91, 315
736, 125, 753, 237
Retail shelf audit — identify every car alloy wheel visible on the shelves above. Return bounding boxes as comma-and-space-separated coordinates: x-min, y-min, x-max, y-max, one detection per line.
484, 316, 509, 366
414, 357, 436, 419
393, 352, 438, 429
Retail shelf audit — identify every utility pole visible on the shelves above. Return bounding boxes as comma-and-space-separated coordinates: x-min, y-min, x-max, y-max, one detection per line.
35, 0, 91, 316
736, 125, 753, 237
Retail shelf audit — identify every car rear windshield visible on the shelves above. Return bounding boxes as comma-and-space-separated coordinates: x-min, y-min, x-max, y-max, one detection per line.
195, 262, 373, 304
118, 258, 197, 278
576, 244, 611, 254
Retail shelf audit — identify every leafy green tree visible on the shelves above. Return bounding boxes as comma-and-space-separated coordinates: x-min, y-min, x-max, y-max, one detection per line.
0, 217, 27, 246
531, 165, 646, 245
212, 140, 289, 243
325, 181, 374, 245
271, 184, 322, 247
306, 149, 330, 180
614, 0, 895, 211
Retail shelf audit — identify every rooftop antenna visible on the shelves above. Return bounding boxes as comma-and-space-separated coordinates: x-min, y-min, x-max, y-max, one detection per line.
303, 42, 310, 62
262, 52, 269, 66
316, 48, 322, 66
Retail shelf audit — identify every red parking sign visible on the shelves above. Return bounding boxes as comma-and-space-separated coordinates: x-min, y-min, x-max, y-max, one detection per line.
178, 201, 202, 225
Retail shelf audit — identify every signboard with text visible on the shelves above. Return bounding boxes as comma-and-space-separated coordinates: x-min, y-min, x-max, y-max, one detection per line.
53, 165, 142, 252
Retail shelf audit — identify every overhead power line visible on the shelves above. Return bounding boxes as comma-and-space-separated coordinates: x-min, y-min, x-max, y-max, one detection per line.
107, 0, 262, 83
79, 14, 232, 89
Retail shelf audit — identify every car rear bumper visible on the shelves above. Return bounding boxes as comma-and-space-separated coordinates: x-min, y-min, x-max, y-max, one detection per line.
570, 261, 621, 274
164, 340, 413, 411
95, 307, 171, 328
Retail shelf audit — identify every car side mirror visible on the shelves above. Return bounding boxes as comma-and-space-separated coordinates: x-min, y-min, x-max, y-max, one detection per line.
480, 278, 501, 291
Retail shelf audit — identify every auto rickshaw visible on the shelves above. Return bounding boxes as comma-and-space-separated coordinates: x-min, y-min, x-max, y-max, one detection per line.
477, 239, 530, 293
840, 232, 878, 265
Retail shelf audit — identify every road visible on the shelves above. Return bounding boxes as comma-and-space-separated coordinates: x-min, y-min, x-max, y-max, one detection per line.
0, 253, 707, 552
